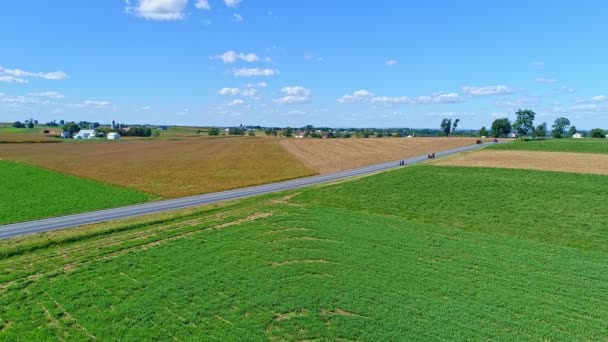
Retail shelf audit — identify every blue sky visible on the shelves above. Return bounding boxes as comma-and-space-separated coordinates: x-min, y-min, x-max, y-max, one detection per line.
1, 1, 607, 128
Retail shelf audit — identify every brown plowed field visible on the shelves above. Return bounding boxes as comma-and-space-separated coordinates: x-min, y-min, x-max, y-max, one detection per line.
0, 138, 315, 198
435, 150, 608, 175
279, 137, 479, 173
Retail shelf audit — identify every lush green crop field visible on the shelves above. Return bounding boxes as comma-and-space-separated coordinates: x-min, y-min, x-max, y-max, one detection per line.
0, 160, 152, 224
1, 165, 607, 340
488, 138, 608, 153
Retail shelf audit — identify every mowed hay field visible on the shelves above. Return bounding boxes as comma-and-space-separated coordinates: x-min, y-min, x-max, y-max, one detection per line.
0, 160, 151, 224
2, 166, 608, 340
280, 137, 478, 173
435, 149, 608, 175
0, 138, 315, 198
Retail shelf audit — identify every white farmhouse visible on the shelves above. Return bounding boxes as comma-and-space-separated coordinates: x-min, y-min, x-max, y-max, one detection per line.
74, 130, 97, 139
107, 132, 121, 140
507, 132, 517, 138
572, 133, 583, 139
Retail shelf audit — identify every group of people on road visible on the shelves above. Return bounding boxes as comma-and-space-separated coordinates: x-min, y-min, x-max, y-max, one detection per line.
427, 153, 436, 159
399, 160, 405, 166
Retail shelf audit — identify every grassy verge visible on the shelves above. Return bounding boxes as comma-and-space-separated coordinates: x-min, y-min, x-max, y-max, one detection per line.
1, 166, 607, 339
0, 160, 152, 225
488, 138, 608, 153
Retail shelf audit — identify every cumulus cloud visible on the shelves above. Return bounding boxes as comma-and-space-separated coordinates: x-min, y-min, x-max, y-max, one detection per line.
462, 85, 514, 96
195, 0, 210, 10
0, 66, 68, 83
233, 13, 244, 22
273, 86, 312, 105
28, 91, 64, 99
215, 50, 261, 64
385, 59, 398, 66
337, 90, 462, 105
591, 95, 607, 102
224, 0, 241, 8
233, 68, 278, 77
218, 87, 257, 97
535, 77, 558, 84
125, 0, 188, 21
228, 99, 247, 106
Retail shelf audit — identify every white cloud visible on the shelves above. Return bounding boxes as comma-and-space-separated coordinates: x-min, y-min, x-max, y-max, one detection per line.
244, 81, 267, 88
28, 91, 64, 99
67, 100, 112, 109
195, 0, 210, 10
591, 95, 607, 102
385, 59, 398, 66
462, 85, 514, 96
0, 76, 27, 83
273, 86, 312, 105
224, 0, 241, 8
337, 90, 462, 105
228, 99, 247, 106
233, 14, 244, 22
218, 87, 257, 97
570, 104, 599, 112
0, 66, 68, 82
125, 0, 188, 21
283, 110, 306, 116
215, 50, 262, 64
535, 77, 558, 84
233, 68, 278, 77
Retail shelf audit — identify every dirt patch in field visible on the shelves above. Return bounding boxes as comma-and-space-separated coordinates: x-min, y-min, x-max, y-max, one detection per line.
0, 138, 315, 198
435, 150, 608, 175
279, 137, 479, 173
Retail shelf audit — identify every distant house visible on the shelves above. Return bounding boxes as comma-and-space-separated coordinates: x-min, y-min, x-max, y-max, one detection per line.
295, 132, 305, 139
158, 126, 168, 131
74, 130, 97, 139
60, 131, 71, 139
573, 133, 583, 139
507, 132, 517, 138
107, 132, 121, 140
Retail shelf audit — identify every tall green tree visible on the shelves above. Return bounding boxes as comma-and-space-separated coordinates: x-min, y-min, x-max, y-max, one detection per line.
440, 118, 452, 137
568, 126, 578, 137
62, 122, 80, 135
490, 118, 512, 138
535, 122, 547, 138
590, 128, 606, 138
551, 117, 571, 138
512, 109, 536, 138
452, 119, 460, 134
479, 126, 488, 137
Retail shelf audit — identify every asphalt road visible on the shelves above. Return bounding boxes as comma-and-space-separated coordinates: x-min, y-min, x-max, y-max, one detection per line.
0, 142, 491, 239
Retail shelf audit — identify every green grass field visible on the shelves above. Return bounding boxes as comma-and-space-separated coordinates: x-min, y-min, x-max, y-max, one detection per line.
488, 138, 608, 153
1, 165, 607, 340
0, 160, 153, 224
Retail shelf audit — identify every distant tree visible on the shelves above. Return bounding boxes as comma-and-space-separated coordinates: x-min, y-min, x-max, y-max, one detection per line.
376, 131, 384, 138
535, 122, 548, 138
12, 121, 25, 128
551, 117, 571, 138
491, 118, 512, 138
479, 126, 488, 137
512, 109, 535, 138
92, 122, 100, 129
440, 118, 453, 137
590, 128, 606, 138
27, 121, 34, 129
248, 130, 255, 136
59, 120, 65, 125
568, 126, 578, 137
33, 120, 38, 125
452, 118, 460, 134
196, 129, 202, 134
342, 132, 352, 138
62, 122, 80, 135
228, 127, 245, 135
282, 127, 293, 137
43, 129, 50, 134
208, 127, 220, 136
152, 129, 161, 137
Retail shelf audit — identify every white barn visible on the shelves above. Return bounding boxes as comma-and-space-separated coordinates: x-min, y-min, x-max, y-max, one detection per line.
572, 133, 583, 139
107, 132, 121, 140
74, 130, 97, 139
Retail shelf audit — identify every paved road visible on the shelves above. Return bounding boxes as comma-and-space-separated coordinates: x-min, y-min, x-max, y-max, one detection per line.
0, 142, 491, 239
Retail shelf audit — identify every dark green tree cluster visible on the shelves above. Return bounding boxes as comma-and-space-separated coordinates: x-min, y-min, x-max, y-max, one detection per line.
208, 127, 220, 136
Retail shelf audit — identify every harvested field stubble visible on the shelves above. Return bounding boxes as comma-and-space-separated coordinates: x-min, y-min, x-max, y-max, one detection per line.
0, 138, 315, 198
279, 137, 479, 173
435, 150, 608, 175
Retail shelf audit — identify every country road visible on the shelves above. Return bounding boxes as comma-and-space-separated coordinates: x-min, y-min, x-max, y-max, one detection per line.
0, 142, 491, 239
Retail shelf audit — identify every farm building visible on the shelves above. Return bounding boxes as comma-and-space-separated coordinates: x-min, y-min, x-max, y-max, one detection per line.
573, 133, 583, 139
74, 130, 97, 139
107, 132, 121, 140
295, 132, 305, 139
507, 132, 517, 138
60, 131, 72, 139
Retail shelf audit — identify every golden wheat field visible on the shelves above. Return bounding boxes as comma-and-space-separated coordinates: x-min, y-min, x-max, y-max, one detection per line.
279, 137, 479, 173
0, 137, 315, 198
